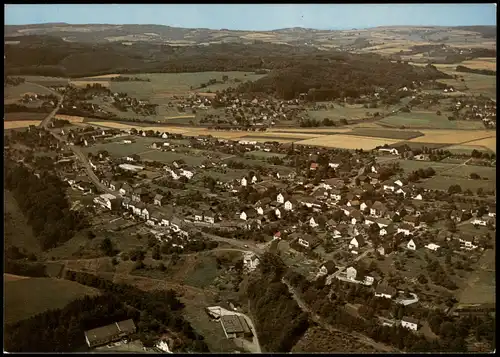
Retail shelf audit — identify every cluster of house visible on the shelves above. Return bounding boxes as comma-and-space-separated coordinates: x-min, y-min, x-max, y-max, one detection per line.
452, 98, 497, 127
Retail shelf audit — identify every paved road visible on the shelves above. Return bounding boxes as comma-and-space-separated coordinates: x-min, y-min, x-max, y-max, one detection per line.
282, 277, 396, 353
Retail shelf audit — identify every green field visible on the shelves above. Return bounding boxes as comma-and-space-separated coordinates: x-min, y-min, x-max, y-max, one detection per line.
306, 105, 387, 122
417, 176, 496, 192
140, 150, 206, 166
81, 137, 159, 157
446, 144, 495, 155
379, 111, 486, 129
182, 255, 219, 289
437, 72, 496, 101
4, 277, 100, 325
18, 76, 70, 87
109, 72, 266, 99
441, 165, 496, 181
394, 159, 459, 173
244, 150, 287, 159
4, 82, 54, 101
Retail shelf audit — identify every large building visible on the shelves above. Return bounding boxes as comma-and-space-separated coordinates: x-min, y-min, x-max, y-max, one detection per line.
84, 319, 137, 348
220, 314, 253, 339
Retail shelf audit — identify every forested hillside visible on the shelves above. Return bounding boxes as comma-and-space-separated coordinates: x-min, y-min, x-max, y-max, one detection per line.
246, 253, 310, 352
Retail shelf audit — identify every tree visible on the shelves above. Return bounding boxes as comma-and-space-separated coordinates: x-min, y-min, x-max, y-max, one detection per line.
445, 219, 457, 232
470, 173, 481, 180
100, 238, 114, 256
448, 185, 462, 195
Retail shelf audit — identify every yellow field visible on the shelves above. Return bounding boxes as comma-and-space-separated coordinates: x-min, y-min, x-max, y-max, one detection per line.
55, 114, 85, 123
409, 130, 495, 144
70, 80, 110, 88
164, 115, 196, 120
454, 137, 497, 152
4, 120, 41, 129
240, 137, 297, 143
460, 58, 496, 71
295, 135, 402, 150
4, 274, 30, 282
82, 74, 121, 79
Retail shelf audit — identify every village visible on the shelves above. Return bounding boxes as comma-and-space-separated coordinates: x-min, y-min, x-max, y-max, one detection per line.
6, 119, 496, 336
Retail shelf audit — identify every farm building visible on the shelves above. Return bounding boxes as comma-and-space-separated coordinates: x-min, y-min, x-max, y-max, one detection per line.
400, 316, 419, 331
93, 193, 120, 210
220, 314, 253, 339
119, 163, 144, 172
84, 319, 137, 348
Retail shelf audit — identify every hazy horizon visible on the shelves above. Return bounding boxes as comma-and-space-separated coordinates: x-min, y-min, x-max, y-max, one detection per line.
4, 4, 497, 31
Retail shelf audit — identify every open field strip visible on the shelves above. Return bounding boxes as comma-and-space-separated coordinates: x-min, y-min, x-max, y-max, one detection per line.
408, 130, 495, 144
447, 143, 496, 154
455, 137, 497, 152
460, 58, 497, 71
4, 120, 42, 129
55, 114, 85, 123
165, 115, 196, 120
78, 73, 121, 79
4, 274, 31, 282
270, 128, 353, 133
70, 80, 110, 88
4, 277, 100, 325
295, 135, 402, 150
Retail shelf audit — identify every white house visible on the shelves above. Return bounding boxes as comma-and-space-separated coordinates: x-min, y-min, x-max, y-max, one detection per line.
471, 218, 487, 226
194, 213, 203, 221
309, 217, 318, 228
360, 202, 369, 211
374, 285, 397, 299
298, 238, 311, 248
425, 243, 440, 252
398, 224, 413, 236
383, 183, 396, 192
255, 206, 264, 215
277, 193, 285, 204
407, 239, 417, 250
284, 200, 294, 211
413, 194, 423, 200
161, 133, 168, 139
401, 317, 419, 331
240, 211, 248, 221
275, 208, 282, 219
329, 162, 340, 169
394, 179, 404, 187
251, 175, 258, 184
378, 147, 399, 155
349, 236, 365, 250
93, 193, 118, 210
346, 266, 357, 281
396, 188, 407, 197
241, 177, 248, 187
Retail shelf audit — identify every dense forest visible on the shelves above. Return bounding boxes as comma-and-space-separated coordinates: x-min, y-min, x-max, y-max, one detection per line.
5, 35, 448, 99
64, 270, 209, 352
246, 253, 310, 352
235, 59, 450, 100
4, 158, 87, 250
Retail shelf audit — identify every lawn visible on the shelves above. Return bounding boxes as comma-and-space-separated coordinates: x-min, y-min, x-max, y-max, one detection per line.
296, 135, 402, 150
4, 277, 100, 325
182, 255, 219, 289
379, 111, 486, 129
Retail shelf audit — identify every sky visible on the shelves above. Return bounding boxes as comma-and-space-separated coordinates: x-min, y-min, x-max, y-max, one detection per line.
4, 4, 497, 31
